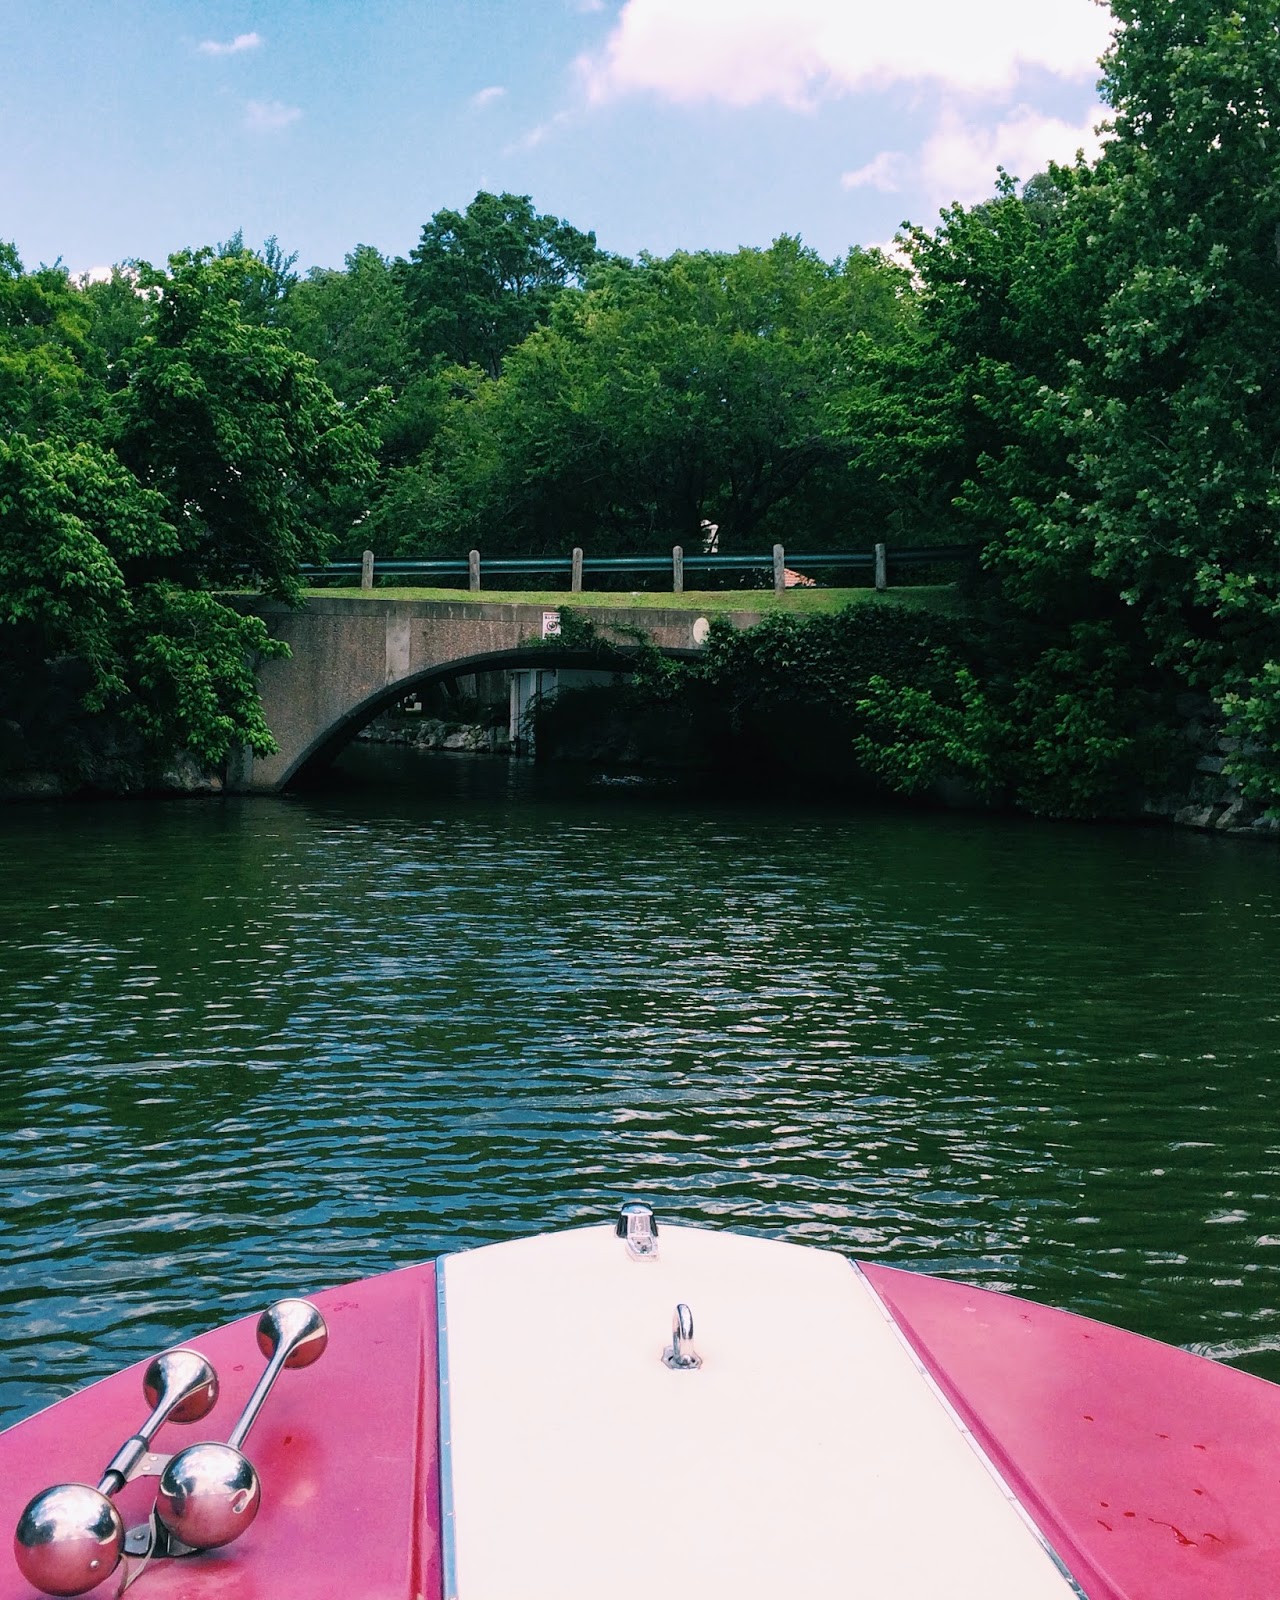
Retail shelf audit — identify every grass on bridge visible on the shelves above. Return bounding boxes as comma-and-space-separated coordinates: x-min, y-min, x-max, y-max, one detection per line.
304, 585, 957, 614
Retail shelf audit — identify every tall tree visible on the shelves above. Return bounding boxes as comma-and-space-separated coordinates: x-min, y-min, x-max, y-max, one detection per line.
836, 167, 1104, 566
401, 191, 604, 378
0, 428, 292, 775
282, 244, 414, 406
0, 245, 379, 784
830, 165, 1186, 818
214, 231, 300, 324
376, 238, 911, 555
79, 266, 151, 375
112, 248, 377, 600
1055, 0, 1280, 798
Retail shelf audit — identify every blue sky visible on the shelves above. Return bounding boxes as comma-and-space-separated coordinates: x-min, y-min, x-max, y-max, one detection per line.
0, 0, 1115, 277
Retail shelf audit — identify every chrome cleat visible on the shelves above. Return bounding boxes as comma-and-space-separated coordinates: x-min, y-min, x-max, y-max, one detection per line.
616, 1199, 659, 1262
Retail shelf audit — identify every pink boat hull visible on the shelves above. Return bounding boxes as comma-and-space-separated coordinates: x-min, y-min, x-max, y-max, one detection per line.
863, 1263, 1280, 1600
0, 1265, 441, 1600
6, 1236, 1280, 1598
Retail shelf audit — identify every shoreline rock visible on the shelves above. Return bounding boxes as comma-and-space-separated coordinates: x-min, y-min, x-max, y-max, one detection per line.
355, 715, 512, 756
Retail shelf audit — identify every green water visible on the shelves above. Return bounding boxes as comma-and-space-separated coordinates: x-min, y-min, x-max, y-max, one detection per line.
3, 749, 1280, 1427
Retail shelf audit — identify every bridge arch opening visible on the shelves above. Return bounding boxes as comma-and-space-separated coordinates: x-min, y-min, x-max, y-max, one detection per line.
280, 644, 699, 791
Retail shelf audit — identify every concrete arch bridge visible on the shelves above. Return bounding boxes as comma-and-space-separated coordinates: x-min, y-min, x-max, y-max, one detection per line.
226, 596, 763, 793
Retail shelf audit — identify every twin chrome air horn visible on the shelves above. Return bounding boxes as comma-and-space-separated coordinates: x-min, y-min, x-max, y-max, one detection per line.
14, 1299, 327, 1597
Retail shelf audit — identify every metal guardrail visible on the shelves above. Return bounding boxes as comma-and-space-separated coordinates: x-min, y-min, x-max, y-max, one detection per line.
299, 543, 973, 595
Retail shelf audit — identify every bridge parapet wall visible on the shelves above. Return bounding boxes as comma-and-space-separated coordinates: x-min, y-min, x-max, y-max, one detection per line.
227, 596, 761, 793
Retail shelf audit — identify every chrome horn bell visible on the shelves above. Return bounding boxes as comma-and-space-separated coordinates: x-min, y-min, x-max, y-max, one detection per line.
154, 1299, 327, 1553
14, 1348, 218, 1597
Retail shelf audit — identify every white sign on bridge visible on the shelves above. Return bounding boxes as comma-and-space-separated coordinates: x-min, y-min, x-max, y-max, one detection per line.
542, 612, 561, 639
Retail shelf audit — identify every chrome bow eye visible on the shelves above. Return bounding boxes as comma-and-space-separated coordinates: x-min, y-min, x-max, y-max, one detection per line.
663, 1303, 702, 1371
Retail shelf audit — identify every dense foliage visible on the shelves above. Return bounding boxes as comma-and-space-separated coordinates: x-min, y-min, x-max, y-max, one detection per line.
362, 239, 909, 557
532, 601, 1181, 818
0, 247, 375, 785
5, 0, 1280, 813
401, 192, 604, 380
821, 0, 1280, 813
531, 0, 1280, 818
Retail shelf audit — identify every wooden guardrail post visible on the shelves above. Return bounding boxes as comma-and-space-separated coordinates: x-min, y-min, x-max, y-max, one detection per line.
874, 542, 888, 591
469, 549, 480, 592
773, 544, 785, 595
673, 545, 684, 594
571, 547, 583, 594
361, 550, 374, 591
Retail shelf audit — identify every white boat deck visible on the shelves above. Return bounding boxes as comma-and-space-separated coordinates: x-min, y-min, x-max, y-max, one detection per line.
438, 1222, 1078, 1599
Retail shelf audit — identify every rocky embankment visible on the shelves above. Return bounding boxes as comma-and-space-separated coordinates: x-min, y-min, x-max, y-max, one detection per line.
1142, 696, 1280, 839
356, 716, 511, 755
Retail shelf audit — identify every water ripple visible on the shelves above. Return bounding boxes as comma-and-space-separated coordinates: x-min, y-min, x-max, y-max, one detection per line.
2, 759, 1280, 1422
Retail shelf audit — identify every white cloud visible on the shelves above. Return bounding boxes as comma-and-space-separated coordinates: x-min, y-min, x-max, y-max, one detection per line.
245, 99, 303, 132
919, 104, 1104, 205
579, 0, 1112, 108
841, 151, 908, 193
508, 110, 573, 152
199, 31, 262, 56
68, 264, 158, 297
863, 236, 914, 270
470, 85, 507, 109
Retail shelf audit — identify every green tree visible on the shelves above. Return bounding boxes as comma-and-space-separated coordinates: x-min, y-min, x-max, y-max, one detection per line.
283, 244, 414, 406
111, 248, 378, 599
214, 231, 300, 324
0, 245, 101, 438
0, 246, 379, 784
390, 238, 910, 556
825, 157, 1198, 818
837, 168, 1102, 568
79, 267, 151, 374
279, 243, 427, 553
0, 433, 172, 704
1055, 0, 1280, 800
0, 431, 285, 772
401, 191, 605, 378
